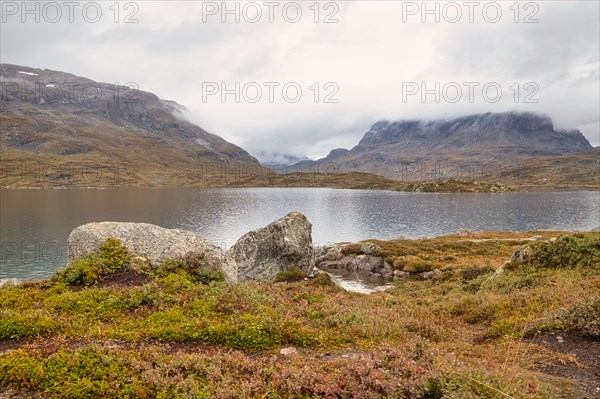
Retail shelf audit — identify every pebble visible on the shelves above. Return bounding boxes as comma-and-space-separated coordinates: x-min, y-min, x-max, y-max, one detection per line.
280, 347, 298, 356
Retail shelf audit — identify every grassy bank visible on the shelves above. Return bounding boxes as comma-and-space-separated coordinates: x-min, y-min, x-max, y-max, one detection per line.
228, 173, 516, 193
1, 232, 598, 398
4, 150, 599, 191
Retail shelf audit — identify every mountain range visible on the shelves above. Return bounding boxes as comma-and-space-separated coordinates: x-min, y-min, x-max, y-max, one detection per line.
0, 64, 597, 188
293, 112, 594, 179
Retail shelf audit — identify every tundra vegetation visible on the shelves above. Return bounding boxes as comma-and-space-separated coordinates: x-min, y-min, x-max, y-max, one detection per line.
0, 231, 598, 398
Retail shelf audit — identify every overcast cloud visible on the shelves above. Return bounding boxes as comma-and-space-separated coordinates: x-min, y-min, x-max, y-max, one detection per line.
1, 0, 599, 159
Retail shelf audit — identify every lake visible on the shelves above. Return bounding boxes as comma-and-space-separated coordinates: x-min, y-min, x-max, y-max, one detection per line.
1, 188, 599, 282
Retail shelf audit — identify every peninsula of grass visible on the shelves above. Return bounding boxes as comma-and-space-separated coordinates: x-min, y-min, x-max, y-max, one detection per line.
1, 231, 598, 398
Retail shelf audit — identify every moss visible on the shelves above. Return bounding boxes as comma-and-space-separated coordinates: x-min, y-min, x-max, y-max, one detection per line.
0, 349, 146, 398
158, 253, 224, 284
55, 238, 130, 286
460, 264, 494, 282
403, 259, 434, 273
308, 272, 337, 287
0, 313, 60, 339
273, 269, 308, 283
341, 243, 363, 255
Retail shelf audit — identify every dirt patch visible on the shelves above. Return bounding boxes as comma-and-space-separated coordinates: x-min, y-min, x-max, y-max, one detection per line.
0, 336, 369, 362
0, 387, 47, 399
278, 275, 310, 283
0, 337, 226, 358
0, 338, 28, 353
65, 268, 151, 291
96, 268, 151, 288
530, 331, 600, 398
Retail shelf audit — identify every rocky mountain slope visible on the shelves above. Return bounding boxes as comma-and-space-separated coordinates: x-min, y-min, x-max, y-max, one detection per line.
295, 112, 594, 180
0, 64, 265, 187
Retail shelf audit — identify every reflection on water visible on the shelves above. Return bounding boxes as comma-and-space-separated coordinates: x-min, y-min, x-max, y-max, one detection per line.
318, 268, 395, 294
1, 188, 599, 281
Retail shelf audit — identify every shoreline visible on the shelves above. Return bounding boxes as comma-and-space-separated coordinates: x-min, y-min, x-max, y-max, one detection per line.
3, 228, 597, 289
2, 185, 599, 192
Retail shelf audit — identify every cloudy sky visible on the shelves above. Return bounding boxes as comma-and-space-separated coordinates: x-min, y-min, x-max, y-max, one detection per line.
2, 0, 599, 159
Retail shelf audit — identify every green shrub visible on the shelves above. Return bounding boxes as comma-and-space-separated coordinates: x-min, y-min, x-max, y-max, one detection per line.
126, 283, 162, 309
460, 264, 494, 282
341, 243, 363, 255
308, 272, 338, 287
194, 268, 225, 285
0, 349, 145, 398
99, 237, 129, 270
158, 253, 223, 284
56, 238, 129, 286
404, 260, 434, 273
461, 266, 493, 293
527, 233, 600, 270
560, 297, 600, 337
0, 313, 60, 339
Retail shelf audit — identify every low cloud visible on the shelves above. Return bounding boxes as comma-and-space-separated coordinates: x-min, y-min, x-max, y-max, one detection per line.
2, 1, 598, 157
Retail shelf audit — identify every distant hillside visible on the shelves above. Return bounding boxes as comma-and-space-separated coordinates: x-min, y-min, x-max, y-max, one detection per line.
228, 149, 599, 191
502, 148, 599, 190
0, 64, 266, 187
295, 112, 594, 180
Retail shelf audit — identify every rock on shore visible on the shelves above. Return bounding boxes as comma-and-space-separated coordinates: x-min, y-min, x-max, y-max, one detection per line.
67, 222, 238, 283
228, 212, 314, 281
67, 212, 315, 283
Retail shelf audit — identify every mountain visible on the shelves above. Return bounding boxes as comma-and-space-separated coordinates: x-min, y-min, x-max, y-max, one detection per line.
295, 112, 594, 179
1, 67, 595, 189
0, 64, 265, 187
255, 151, 312, 169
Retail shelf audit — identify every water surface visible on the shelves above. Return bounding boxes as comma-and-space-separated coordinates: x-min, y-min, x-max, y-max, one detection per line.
1, 188, 598, 281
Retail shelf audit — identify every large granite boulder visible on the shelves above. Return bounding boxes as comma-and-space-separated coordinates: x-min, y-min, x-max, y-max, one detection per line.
67, 222, 237, 283
67, 213, 316, 283
228, 212, 314, 281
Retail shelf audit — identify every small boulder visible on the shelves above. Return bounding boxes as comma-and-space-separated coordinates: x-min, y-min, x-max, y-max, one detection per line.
421, 269, 441, 280
479, 262, 508, 291
0, 278, 21, 288
360, 242, 379, 255
511, 247, 531, 263
393, 270, 410, 278
318, 259, 353, 270
457, 228, 474, 237
280, 347, 299, 356
228, 212, 314, 281
383, 261, 394, 272
314, 244, 344, 263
